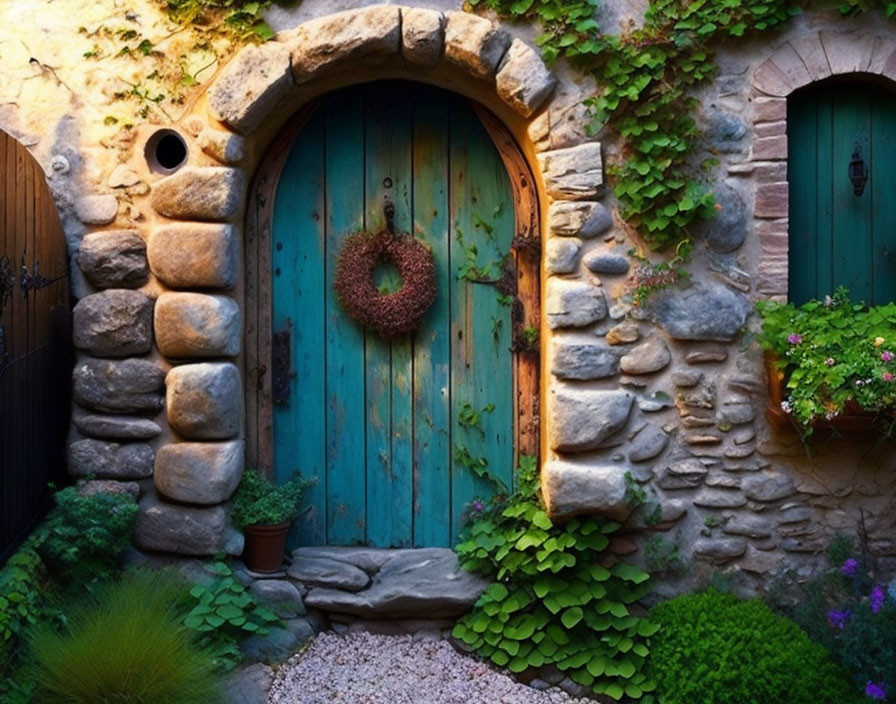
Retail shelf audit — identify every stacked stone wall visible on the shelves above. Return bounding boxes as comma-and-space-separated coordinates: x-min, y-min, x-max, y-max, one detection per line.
4, 0, 896, 593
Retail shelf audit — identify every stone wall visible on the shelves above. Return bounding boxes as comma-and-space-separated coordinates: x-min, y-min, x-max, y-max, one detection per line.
3, 0, 896, 594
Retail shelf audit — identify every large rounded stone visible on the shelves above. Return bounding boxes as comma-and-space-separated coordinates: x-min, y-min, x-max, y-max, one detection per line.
697, 183, 747, 253
73, 358, 165, 414
155, 440, 244, 505
542, 461, 631, 522
208, 42, 292, 135
287, 6, 401, 83
150, 167, 245, 222
544, 238, 581, 275
72, 290, 154, 357
653, 283, 747, 341
629, 423, 669, 462
584, 252, 630, 275
166, 362, 241, 440
443, 11, 510, 79
545, 279, 607, 329
148, 224, 237, 289
548, 388, 633, 452
73, 413, 162, 440
495, 38, 556, 117
77, 230, 148, 289
133, 490, 229, 555
401, 7, 444, 66
551, 342, 619, 380
538, 143, 603, 201
548, 201, 613, 238
155, 293, 241, 359
68, 438, 154, 479
619, 337, 671, 374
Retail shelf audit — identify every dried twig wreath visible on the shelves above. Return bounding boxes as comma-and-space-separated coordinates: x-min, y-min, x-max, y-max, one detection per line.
333, 229, 437, 339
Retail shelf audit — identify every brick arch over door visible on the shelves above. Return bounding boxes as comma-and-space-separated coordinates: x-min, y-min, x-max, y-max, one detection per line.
750, 30, 896, 300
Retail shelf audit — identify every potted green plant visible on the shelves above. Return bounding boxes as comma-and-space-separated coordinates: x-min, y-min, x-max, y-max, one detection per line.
757, 287, 896, 436
231, 469, 312, 573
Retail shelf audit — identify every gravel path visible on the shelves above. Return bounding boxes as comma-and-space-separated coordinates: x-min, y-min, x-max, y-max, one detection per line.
267, 631, 590, 704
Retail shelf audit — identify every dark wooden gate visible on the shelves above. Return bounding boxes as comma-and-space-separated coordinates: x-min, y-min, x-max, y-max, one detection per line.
0, 129, 71, 564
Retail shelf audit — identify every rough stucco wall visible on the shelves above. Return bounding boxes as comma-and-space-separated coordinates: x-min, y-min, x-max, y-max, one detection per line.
3, 0, 896, 594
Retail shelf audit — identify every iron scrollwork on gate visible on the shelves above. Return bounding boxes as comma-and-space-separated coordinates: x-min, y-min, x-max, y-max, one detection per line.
0, 325, 10, 378
272, 317, 295, 406
0, 256, 14, 313
20, 256, 50, 297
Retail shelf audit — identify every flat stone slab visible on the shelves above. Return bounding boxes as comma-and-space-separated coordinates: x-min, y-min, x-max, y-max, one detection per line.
298, 547, 487, 619
288, 556, 370, 592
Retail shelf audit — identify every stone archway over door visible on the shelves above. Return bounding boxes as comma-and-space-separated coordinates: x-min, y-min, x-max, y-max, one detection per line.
258, 80, 539, 548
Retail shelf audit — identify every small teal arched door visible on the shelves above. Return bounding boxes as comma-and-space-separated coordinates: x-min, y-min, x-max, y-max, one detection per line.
789, 79, 896, 304
270, 81, 521, 548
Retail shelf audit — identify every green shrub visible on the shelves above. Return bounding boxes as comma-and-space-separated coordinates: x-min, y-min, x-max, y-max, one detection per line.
30, 570, 220, 704
649, 589, 860, 704
231, 469, 313, 528
453, 456, 657, 701
35, 486, 138, 585
183, 561, 280, 670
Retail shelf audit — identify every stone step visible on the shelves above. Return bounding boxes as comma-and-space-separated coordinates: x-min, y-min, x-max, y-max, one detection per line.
290, 547, 488, 619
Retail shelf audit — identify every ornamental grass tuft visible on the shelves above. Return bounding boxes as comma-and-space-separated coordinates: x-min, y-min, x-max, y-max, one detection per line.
29, 570, 220, 704
649, 589, 860, 704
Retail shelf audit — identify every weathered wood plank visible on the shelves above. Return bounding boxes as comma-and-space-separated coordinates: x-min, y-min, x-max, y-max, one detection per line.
412, 85, 452, 548
324, 89, 367, 545
273, 108, 328, 545
787, 89, 819, 304
872, 90, 896, 304
832, 88, 872, 300
449, 99, 514, 541
363, 82, 414, 547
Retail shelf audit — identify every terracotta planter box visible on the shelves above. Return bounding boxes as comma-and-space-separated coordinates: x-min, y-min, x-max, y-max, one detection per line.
764, 354, 879, 433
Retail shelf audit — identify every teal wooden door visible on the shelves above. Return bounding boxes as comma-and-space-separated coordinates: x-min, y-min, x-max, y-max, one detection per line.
789, 82, 896, 304
271, 81, 516, 548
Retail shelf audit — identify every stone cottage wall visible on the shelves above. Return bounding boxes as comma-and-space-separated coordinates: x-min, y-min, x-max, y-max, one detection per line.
3, 0, 896, 593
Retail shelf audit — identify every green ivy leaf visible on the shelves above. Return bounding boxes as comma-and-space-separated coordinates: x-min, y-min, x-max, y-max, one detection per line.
561, 607, 584, 629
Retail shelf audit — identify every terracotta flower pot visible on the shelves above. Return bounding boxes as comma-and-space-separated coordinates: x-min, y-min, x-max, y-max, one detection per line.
242, 521, 291, 573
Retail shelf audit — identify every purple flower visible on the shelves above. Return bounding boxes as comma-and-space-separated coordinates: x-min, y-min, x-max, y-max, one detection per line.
872, 585, 886, 614
865, 681, 887, 701
788, 333, 803, 345
472, 500, 484, 512
842, 558, 860, 577
883, 351, 894, 363
827, 608, 851, 630
885, 372, 895, 383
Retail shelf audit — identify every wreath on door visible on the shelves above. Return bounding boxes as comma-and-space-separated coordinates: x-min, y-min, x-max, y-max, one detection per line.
333, 229, 437, 339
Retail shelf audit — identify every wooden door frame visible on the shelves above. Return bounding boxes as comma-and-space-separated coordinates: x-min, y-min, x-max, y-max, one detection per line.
244, 83, 541, 479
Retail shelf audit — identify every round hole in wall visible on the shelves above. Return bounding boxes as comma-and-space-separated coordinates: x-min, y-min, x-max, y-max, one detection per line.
145, 129, 188, 174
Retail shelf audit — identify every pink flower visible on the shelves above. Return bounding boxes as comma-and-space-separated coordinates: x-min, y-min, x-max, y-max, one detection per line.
884, 372, 894, 382
883, 351, 894, 362
787, 334, 802, 345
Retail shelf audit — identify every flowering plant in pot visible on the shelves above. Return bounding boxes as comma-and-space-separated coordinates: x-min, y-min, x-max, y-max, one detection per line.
231, 469, 313, 573
757, 287, 896, 435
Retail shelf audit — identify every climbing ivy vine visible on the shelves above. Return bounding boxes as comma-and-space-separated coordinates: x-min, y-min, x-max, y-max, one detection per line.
467, 0, 892, 251
454, 456, 658, 701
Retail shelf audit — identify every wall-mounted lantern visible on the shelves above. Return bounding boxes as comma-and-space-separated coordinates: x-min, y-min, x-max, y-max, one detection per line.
849, 142, 869, 197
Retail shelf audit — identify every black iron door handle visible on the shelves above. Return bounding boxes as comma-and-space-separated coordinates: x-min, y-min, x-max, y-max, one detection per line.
272, 318, 295, 406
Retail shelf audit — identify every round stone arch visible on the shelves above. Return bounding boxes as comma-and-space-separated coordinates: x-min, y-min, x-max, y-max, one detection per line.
139, 4, 615, 554
749, 29, 896, 300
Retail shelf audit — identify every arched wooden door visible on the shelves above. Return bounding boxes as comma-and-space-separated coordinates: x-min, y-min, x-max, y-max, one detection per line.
0, 130, 70, 562
263, 81, 538, 548
789, 78, 896, 304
